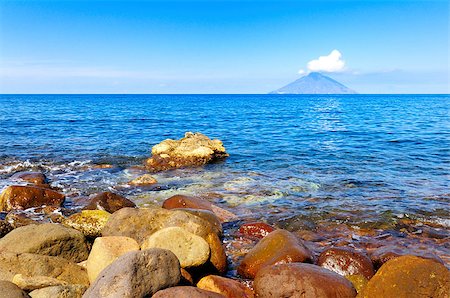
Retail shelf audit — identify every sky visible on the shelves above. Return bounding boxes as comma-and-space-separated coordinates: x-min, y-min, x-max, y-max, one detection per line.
0, 0, 448, 94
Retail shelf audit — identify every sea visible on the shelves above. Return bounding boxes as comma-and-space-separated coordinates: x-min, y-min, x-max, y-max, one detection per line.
0, 94, 449, 265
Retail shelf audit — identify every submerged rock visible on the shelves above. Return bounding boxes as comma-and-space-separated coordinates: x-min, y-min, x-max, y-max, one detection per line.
239, 222, 275, 239
0, 252, 89, 286
0, 185, 64, 212
141, 227, 210, 268
152, 286, 226, 298
83, 249, 181, 298
370, 246, 445, 269
62, 210, 110, 238
238, 229, 313, 279
0, 223, 89, 263
197, 275, 254, 298
128, 174, 158, 186
254, 263, 356, 298
317, 247, 375, 280
83, 192, 136, 213
86, 236, 140, 283
11, 172, 48, 186
145, 132, 228, 172
359, 255, 450, 298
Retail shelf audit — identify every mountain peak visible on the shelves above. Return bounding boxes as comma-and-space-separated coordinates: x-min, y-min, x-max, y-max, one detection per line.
270, 72, 357, 94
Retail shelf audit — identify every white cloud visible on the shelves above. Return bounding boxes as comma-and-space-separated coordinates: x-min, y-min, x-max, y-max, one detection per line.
299, 49, 346, 74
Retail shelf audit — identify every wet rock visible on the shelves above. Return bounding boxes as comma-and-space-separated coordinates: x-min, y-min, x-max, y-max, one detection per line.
102, 207, 216, 244
0, 223, 89, 262
197, 275, 254, 298
0, 185, 64, 212
145, 132, 228, 172
128, 174, 158, 186
5, 210, 39, 228
12, 274, 68, 291
163, 195, 214, 211
29, 285, 87, 298
0, 219, 13, 237
11, 172, 48, 186
359, 255, 450, 298
318, 247, 375, 280
370, 246, 445, 269
83, 192, 136, 213
62, 210, 110, 237
0, 280, 30, 298
0, 252, 89, 286
239, 222, 275, 239
205, 232, 227, 274
83, 249, 181, 298
173, 208, 223, 236
238, 229, 313, 279
142, 227, 210, 268
152, 286, 226, 298
254, 263, 356, 298
86, 236, 140, 283
163, 195, 236, 223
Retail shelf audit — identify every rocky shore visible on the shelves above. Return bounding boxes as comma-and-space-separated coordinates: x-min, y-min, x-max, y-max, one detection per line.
0, 133, 448, 297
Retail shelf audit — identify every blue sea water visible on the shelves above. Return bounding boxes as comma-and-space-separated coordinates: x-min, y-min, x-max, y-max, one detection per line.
0, 94, 449, 229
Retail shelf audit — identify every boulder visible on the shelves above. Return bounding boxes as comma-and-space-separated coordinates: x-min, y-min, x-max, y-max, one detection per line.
128, 174, 158, 186
163, 195, 236, 223
0, 185, 64, 211
153, 286, 226, 298
83, 249, 181, 298
0, 223, 89, 262
254, 263, 356, 298
359, 255, 450, 298
86, 236, 140, 283
345, 275, 368, 294
0, 252, 89, 286
0, 219, 13, 237
102, 207, 215, 244
12, 274, 68, 291
145, 132, 228, 172
29, 285, 87, 298
238, 229, 312, 279
142, 227, 210, 268
62, 210, 110, 237
173, 208, 222, 236
205, 232, 227, 274
239, 222, 275, 239
197, 275, 254, 298
0, 280, 30, 298
83, 192, 135, 213
317, 247, 375, 279
11, 172, 48, 186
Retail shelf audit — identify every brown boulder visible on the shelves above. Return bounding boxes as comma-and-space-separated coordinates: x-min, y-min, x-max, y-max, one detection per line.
153, 286, 226, 298
0, 223, 89, 262
145, 132, 228, 172
83, 192, 135, 213
11, 172, 48, 186
254, 263, 356, 298
360, 255, 449, 298
318, 247, 375, 279
83, 249, 181, 298
0, 185, 64, 212
238, 229, 312, 279
0, 252, 89, 286
0, 219, 13, 237
239, 222, 275, 239
197, 275, 254, 298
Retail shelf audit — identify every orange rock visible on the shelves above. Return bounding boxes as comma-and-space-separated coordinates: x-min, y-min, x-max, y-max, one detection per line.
239, 222, 275, 239
197, 275, 254, 298
238, 229, 313, 279
83, 192, 135, 213
359, 255, 450, 298
0, 185, 64, 212
163, 195, 214, 211
206, 233, 227, 274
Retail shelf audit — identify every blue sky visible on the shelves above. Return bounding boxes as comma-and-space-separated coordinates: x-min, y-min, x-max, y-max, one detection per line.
0, 0, 448, 94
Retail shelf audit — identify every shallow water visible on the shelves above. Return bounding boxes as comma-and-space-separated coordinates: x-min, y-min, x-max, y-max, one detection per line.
1, 94, 449, 265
